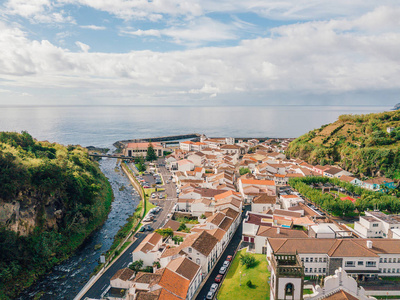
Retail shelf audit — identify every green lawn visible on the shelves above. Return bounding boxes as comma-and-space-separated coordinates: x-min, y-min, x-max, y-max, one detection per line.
218, 249, 270, 300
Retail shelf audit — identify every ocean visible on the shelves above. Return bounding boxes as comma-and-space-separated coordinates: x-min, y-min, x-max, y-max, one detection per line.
0, 105, 392, 146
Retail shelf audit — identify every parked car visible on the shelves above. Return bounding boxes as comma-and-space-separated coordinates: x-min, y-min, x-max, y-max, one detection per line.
145, 225, 153, 231
139, 226, 145, 232
206, 291, 214, 300
210, 283, 218, 293
222, 261, 230, 268
226, 255, 233, 261
219, 266, 227, 274
215, 274, 223, 283
151, 194, 156, 198
159, 194, 164, 199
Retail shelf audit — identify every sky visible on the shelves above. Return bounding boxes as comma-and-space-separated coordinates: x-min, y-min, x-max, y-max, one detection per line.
0, 1, 400, 106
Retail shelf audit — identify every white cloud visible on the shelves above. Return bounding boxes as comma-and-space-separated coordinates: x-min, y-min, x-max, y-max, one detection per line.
123, 17, 237, 45
80, 24, 106, 30
75, 41, 90, 52
124, 29, 161, 37
0, 6, 400, 104
4, 0, 75, 23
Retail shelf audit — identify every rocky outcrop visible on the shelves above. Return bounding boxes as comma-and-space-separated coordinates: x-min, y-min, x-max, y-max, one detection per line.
0, 192, 64, 236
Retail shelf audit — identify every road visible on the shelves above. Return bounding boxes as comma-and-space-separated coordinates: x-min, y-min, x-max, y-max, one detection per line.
195, 206, 249, 300
79, 158, 176, 300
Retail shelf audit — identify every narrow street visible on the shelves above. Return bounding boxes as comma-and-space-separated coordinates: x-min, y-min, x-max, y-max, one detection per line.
195, 206, 249, 300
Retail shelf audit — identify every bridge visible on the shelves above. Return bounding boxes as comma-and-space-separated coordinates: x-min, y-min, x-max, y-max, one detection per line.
88, 153, 134, 160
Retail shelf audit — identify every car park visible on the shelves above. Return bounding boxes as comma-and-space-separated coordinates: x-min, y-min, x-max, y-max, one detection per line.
215, 274, 223, 283
219, 266, 227, 274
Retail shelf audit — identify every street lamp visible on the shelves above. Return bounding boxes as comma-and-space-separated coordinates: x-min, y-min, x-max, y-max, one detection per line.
239, 271, 242, 286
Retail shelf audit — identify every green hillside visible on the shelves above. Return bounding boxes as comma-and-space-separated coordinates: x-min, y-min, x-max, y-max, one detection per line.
286, 110, 400, 179
0, 132, 113, 299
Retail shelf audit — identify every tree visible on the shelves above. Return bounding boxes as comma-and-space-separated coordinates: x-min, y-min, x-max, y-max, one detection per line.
146, 142, 157, 162
129, 259, 143, 272
155, 228, 173, 238
239, 167, 251, 175
239, 253, 257, 269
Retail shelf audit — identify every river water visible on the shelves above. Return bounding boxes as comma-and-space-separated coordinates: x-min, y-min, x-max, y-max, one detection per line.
17, 157, 140, 300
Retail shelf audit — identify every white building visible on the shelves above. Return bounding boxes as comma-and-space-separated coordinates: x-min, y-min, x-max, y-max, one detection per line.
267, 238, 400, 279
132, 232, 163, 267
354, 211, 400, 238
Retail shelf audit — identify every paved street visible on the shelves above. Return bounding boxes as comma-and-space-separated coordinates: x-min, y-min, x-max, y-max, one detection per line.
79, 158, 176, 300
195, 206, 249, 300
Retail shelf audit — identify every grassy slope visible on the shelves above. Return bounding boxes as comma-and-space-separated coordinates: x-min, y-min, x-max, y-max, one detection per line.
286, 110, 400, 178
218, 249, 270, 300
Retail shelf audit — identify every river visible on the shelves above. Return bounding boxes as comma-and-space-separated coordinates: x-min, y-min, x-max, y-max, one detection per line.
17, 156, 140, 300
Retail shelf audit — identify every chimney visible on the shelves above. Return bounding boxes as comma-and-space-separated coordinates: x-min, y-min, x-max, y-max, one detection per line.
277, 227, 280, 234
367, 240, 373, 249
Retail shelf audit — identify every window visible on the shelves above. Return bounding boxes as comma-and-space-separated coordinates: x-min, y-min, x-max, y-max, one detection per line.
358, 261, 364, 266
314, 268, 317, 273
345, 261, 355, 267
196, 258, 200, 264
383, 268, 386, 273
384, 258, 387, 263
305, 268, 308, 272
397, 269, 400, 273
388, 269, 391, 273
389, 258, 392, 263
306, 257, 309, 262
380, 258, 383, 263
373, 223, 379, 227
366, 261, 376, 267
318, 268, 321, 273
323, 268, 326, 273
319, 258, 322, 262
188, 248, 192, 253
323, 257, 327, 262
393, 268, 396, 273
310, 258, 313, 263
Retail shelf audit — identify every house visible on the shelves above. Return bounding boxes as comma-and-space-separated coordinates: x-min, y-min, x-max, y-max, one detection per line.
363, 177, 396, 191
266, 238, 400, 278
161, 231, 219, 275
124, 142, 164, 157
176, 159, 195, 172
280, 194, 304, 209
251, 194, 279, 213
340, 175, 363, 186
323, 167, 345, 178
220, 144, 242, 155
132, 232, 164, 266
238, 178, 276, 202
187, 152, 206, 166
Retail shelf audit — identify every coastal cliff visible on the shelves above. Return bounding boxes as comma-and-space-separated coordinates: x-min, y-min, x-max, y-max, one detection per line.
0, 132, 113, 299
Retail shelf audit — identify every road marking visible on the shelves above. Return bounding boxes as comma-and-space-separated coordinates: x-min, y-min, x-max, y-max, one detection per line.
101, 284, 108, 291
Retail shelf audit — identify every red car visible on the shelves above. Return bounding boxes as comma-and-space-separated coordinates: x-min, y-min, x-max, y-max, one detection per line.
215, 274, 223, 283
226, 255, 233, 262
